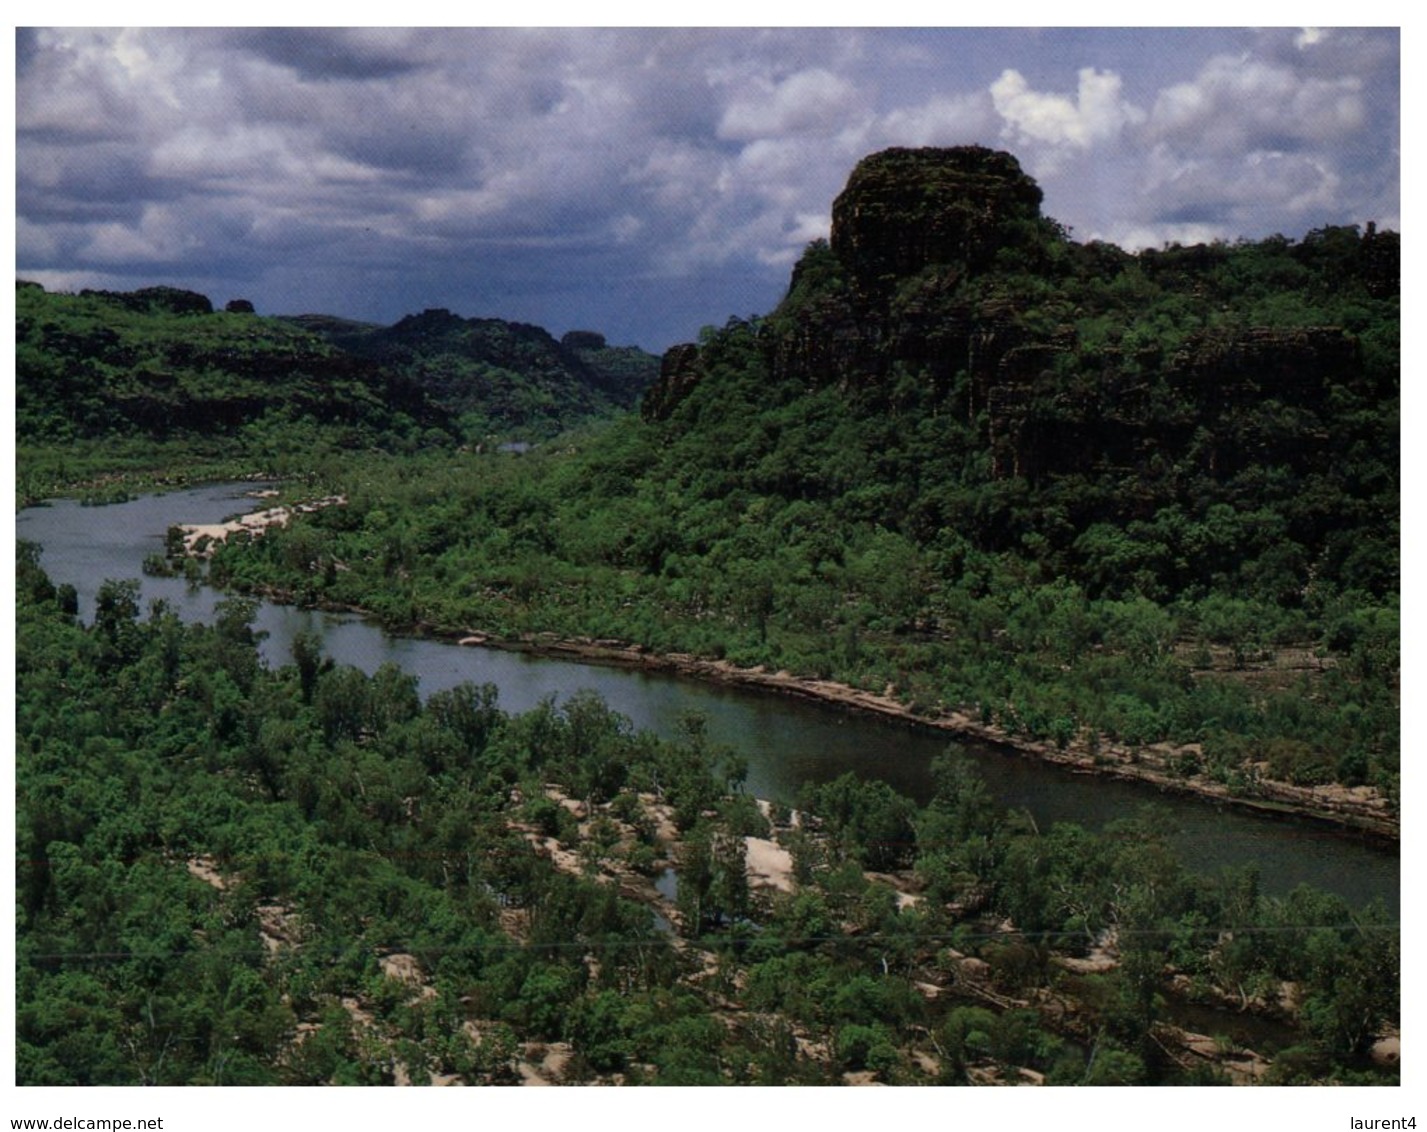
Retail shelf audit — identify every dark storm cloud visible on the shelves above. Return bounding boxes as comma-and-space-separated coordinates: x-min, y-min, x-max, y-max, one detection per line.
229, 28, 435, 81
16, 27, 1400, 349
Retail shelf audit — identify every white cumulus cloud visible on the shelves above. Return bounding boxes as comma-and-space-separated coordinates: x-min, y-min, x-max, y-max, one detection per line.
876, 91, 997, 148
1148, 54, 1365, 153
718, 67, 863, 141
990, 67, 1144, 150
14, 27, 1398, 348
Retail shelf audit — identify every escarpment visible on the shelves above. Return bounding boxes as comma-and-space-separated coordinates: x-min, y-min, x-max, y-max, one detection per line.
643, 145, 1392, 493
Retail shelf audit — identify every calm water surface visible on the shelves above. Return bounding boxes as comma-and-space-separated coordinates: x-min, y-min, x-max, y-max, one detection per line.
17, 483, 1400, 912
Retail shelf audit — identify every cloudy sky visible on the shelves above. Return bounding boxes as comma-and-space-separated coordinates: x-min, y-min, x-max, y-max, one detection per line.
15, 27, 1401, 350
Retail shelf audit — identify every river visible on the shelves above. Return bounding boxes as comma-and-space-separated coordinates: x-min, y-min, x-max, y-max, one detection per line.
17, 482, 1400, 913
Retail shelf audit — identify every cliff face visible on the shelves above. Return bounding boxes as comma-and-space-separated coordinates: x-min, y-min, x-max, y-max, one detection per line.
978, 326, 1360, 483
644, 146, 1054, 421
643, 146, 1389, 491
640, 344, 702, 424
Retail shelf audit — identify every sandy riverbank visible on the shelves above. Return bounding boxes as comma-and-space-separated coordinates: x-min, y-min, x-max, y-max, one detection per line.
176, 493, 346, 556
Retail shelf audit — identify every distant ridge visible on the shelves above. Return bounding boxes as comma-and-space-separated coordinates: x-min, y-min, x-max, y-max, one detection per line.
288, 307, 659, 440
15, 281, 658, 456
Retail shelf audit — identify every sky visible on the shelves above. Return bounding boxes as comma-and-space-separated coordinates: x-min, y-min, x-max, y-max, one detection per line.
14, 26, 1402, 351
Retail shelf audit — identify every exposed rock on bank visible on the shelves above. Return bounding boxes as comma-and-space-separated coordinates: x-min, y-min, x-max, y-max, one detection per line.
457, 632, 1398, 841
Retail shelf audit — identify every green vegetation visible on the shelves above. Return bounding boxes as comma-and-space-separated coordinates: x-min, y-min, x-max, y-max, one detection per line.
15, 281, 458, 503
14, 545, 1399, 1084
182, 152, 1397, 812
15, 282, 656, 504
13, 146, 1399, 1085
286, 311, 657, 443
205, 232, 1398, 812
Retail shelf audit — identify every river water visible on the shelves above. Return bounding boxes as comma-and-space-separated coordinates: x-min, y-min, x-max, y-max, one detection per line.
17, 482, 1400, 912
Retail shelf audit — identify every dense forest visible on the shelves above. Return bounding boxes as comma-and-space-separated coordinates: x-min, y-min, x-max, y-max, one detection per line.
13, 544, 1400, 1084
14, 146, 1399, 1086
286, 310, 657, 442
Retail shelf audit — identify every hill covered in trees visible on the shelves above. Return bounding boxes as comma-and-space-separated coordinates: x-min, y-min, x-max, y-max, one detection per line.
211, 146, 1399, 817
14, 282, 454, 498
14, 282, 657, 502
284, 310, 657, 441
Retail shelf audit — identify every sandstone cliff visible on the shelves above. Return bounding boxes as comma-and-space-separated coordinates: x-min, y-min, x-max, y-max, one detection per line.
642, 146, 1389, 496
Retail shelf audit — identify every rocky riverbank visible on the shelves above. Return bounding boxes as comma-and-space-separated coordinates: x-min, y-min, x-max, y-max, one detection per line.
451, 631, 1399, 843
180, 488, 1395, 844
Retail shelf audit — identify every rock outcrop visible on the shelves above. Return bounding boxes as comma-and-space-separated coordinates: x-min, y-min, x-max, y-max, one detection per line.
829, 146, 1044, 308
641, 145, 1392, 497
758, 147, 1058, 399
78, 285, 214, 316
560, 330, 607, 351
640, 342, 702, 423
